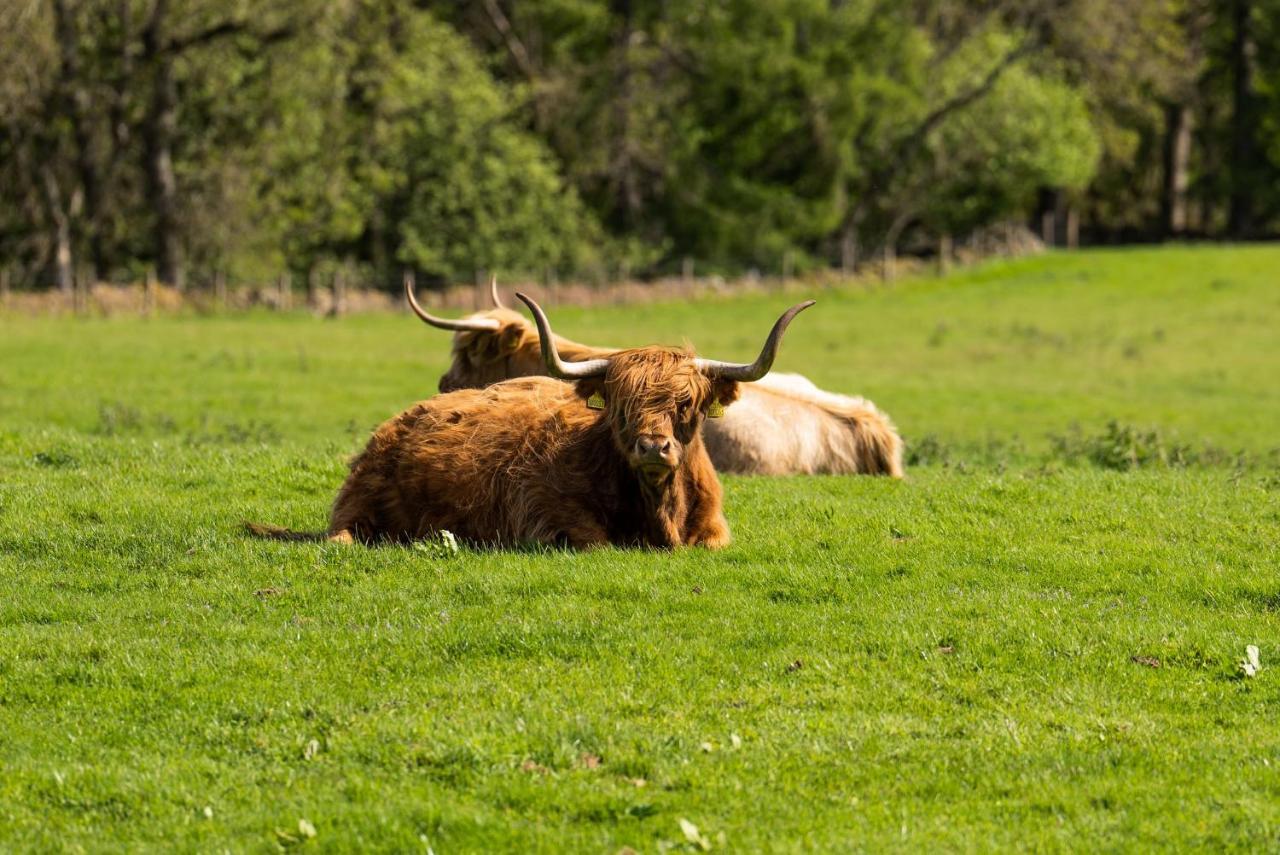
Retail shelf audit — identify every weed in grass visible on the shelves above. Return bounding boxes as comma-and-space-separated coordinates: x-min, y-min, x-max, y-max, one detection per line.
32, 448, 78, 468
1048, 420, 1241, 471
906, 433, 951, 467
927, 321, 949, 347
95, 400, 143, 434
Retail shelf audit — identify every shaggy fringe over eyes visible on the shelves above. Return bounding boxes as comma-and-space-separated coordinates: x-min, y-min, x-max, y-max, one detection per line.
600, 347, 712, 427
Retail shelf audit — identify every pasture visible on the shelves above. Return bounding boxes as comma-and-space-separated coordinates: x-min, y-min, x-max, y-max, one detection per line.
2, 245, 1279, 851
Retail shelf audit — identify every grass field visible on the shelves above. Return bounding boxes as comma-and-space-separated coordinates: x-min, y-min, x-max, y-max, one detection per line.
2, 245, 1279, 851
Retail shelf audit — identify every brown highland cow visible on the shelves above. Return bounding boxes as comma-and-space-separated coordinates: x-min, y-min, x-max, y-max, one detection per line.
321, 294, 813, 548
409, 277, 903, 477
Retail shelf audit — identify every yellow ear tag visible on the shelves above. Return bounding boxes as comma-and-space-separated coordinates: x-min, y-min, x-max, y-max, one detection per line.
707, 398, 725, 418
587, 391, 606, 410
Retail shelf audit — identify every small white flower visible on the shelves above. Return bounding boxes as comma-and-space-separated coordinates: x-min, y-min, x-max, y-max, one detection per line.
1241, 645, 1262, 678
439, 530, 459, 554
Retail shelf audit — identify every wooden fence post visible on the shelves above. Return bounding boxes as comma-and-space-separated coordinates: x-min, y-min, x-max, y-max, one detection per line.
74, 265, 90, 315
880, 245, 895, 282
214, 270, 227, 311
937, 233, 953, 275
277, 272, 292, 311
306, 267, 318, 310
682, 257, 694, 282
332, 269, 346, 316
0, 267, 10, 310
144, 268, 156, 317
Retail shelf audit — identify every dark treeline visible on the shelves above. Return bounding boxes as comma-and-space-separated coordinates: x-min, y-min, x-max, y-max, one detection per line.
1, 0, 1277, 291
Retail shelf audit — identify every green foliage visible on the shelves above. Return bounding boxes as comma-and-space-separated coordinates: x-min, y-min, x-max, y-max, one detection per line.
3, 247, 1280, 849
928, 59, 1100, 232
2, 0, 1278, 285
239, 4, 603, 283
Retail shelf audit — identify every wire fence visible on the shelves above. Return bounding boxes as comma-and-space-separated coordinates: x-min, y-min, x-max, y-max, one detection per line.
0, 225, 1046, 317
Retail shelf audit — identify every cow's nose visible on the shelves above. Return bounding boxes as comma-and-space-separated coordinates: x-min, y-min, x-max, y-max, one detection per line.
636, 435, 673, 461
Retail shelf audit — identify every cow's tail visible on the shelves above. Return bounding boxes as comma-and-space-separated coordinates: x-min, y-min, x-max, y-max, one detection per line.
243, 521, 331, 542
842, 403, 905, 478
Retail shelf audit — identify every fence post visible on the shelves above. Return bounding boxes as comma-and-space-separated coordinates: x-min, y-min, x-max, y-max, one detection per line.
278, 272, 292, 311
144, 268, 156, 317
74, 265, 90, 315
880, 245, 895, 282
332, 268, 346, 316
213, 270, 227, 312
682, 257, 694, 282
782, 251, 794, 282
0, 267, 9, 310
306, 267, 318, 311
937, 233, 953, 275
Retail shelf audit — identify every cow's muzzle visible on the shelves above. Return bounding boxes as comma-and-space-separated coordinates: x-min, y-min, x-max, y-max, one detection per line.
634, 435, 678, 478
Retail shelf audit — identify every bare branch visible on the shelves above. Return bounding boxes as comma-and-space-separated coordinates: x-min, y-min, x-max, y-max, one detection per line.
480, 0, 538, 81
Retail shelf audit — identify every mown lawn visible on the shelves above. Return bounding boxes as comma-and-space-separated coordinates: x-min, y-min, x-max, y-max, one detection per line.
2, 245, 1279, 851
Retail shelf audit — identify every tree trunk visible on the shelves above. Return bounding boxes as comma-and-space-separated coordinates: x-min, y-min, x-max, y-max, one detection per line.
51, 0, 106, 278
1161, 103, 1192, 237
609, 0, 642, 230
41, 167, 75, 294
143, 0, 184, 288
1228, 0, 1257, 238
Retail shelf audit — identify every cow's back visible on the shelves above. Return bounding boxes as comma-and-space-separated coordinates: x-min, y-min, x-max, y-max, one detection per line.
705, 373, 903, 476
329, 377, 597, 542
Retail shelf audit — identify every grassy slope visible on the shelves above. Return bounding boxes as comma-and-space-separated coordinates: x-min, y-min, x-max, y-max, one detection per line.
1, 246, 1278, 851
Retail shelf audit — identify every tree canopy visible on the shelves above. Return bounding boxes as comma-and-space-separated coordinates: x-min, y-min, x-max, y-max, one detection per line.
1, 0, 1277, 289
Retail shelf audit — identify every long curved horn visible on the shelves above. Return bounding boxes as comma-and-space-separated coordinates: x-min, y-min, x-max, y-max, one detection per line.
515, 292, 610, 379
694, 300, 815, 382
404, 272, 501, 332
488, 275, 506, 309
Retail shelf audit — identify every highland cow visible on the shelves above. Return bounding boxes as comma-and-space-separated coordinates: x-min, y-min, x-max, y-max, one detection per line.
321, 294, 813, 548
409, 277, 903, 477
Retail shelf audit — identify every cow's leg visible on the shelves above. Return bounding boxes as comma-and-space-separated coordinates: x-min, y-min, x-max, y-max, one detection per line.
683, 463, 732, 549
533, 502, 611, 550
560, 519, 610, 550
689, 512, 732, 549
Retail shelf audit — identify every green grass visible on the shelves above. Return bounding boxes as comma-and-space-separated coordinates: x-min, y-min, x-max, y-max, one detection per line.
2, 245, 1279, 851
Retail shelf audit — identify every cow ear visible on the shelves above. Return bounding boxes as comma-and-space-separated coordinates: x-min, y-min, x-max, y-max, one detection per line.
459, 330, 496, 363
711, 379, 740, 412
574, 377, 605, 407
497, 324, 524, 355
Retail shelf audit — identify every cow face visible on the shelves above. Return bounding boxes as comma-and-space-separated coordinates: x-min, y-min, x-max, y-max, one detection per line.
576, 349, 740, 487
437, 310, 542, 393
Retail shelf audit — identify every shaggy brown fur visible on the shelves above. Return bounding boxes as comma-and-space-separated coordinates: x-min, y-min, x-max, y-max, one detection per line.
429, 308, 904, 477
326, 349, 740, 549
